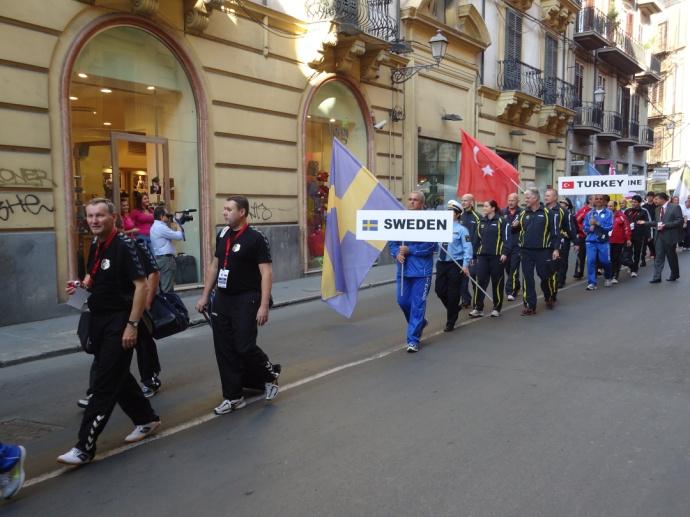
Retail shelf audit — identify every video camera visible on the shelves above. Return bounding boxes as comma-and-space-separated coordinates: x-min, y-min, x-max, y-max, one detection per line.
173, 208, 197, 225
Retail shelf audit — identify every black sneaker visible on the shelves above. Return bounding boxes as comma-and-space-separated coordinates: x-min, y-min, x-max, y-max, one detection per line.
77, 394, 92, 409
142, 384, 159, 398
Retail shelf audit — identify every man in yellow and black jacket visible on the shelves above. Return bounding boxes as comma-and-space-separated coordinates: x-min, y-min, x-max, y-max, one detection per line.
459, 194, 481, 307
510, 188, 561, 315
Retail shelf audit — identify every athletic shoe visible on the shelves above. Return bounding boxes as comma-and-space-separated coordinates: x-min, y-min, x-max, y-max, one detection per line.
521, 308, 536, 316
604, 279, 613, 287
506, 294, 515, 301
141, 385, 158, 398
586, 284, 597, 290
213, 398, 246, 415
490, 310, 500, 317
631, 272, 638, 278
468, 309, 483, 318
57, 447, 92, 466
124, 420, 161, 443
406, 343, 419, 353
573, 274, 583, 279
611, 278, 619, 284
265, 382, 279, 400
443, 323, 455, 332
77, 393, 92, 409
0, 446, 25, 499
545, 300, 555, 310
640, 261, 646, 267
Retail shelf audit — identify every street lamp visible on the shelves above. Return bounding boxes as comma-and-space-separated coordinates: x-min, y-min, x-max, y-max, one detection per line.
391, 30, 449, 84
593, 87, 605, 104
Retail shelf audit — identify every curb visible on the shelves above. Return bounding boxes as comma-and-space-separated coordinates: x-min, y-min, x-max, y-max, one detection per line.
0, 278, 396, 369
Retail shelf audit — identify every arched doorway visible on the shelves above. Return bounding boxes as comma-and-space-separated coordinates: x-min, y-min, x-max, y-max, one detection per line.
67, 25, 202, 284
304, 79, 369, 271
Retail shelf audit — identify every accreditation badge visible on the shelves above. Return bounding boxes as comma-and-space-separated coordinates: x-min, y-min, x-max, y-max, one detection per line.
217, 268, 229, 289
101, 258, 110, 270
232, 243, 241, 252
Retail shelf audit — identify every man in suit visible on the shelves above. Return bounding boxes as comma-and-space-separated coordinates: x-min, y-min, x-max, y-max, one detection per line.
638, 192, 683, 283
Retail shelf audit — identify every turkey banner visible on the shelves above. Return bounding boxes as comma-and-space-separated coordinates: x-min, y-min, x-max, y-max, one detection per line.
457, 131, 521, 203
558, 175, 645, 195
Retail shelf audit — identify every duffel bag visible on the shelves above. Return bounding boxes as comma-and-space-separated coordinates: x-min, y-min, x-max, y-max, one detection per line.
147, 292, 190, 339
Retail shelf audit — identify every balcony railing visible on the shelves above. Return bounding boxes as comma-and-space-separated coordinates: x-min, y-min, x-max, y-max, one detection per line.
622, 119, 640, 140
601, 111, 623, 136
497, 59, 544, 98
574, 102, 603, 129
576, 6, 608, 36
649, 54, 661, 75
305, 0, 399, 41
607, 25, 645, 63
543, 77, 578, 109
640, 126, 654, 146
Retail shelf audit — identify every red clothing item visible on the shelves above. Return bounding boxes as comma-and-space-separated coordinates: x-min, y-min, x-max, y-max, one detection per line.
131, 208, 154, 236
575, 205, 591, 239
610, 210, 631, 244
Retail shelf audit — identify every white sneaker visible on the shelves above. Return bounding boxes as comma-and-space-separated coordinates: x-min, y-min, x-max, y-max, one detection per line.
57, 447, 92, 466
586, 284, 597, 291
265, 382, 279, 401
468, 309, 483, 318
213, 398, 246, 415
124, 420, 161, 443
490, 310, 501, 317
631, 272, 638, 277
611, 278, 619, 284
604, 279, 613, 287
506, 295, 515, 301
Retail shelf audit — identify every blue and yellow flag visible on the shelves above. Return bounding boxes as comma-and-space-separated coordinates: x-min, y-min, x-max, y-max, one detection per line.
321, 139, 403, 318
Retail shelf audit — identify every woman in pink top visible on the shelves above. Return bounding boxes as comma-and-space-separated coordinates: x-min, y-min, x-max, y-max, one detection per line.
132, 193, 155, 254
117, 196, 139, 236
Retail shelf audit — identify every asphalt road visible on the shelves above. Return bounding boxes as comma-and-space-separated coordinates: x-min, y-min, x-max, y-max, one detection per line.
2, 256, 690, 516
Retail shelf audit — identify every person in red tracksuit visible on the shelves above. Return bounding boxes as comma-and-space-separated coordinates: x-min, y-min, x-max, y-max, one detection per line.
607, 200, 632, 282
573, 196, 592, 279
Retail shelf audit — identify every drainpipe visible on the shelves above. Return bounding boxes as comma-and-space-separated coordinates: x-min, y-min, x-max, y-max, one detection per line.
480, 0, 486, 84
590, 49, 598, 164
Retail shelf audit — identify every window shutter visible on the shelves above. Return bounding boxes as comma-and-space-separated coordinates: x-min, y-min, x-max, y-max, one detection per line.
504, 9, 522, 63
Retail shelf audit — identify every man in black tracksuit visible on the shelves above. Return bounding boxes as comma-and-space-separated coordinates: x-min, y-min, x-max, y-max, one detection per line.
624, 194, 652, 276
512, 188, 560, 315
459, 194, 481, 307
556, 198, 578, 288
641, 191, 656, 266
501, 193, 522, 300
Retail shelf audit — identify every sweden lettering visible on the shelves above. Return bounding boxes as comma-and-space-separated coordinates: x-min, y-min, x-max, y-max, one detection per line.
383, 218, 447, 231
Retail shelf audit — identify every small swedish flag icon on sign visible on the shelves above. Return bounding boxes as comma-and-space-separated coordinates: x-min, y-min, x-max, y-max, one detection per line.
362, 219, 378, 231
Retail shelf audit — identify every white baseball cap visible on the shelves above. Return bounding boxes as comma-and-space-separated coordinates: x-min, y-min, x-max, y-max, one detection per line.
447, 200, 462, 213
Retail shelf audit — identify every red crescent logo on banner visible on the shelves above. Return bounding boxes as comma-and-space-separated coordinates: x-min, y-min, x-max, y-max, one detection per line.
562, 181, 574, 189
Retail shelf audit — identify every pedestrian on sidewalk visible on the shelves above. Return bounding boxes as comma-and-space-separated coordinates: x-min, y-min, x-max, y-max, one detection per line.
435, 200, 471, 332
389, 191, 436, 353
0, 443, 25, 499
469, 200, 506, 318
59, 198, 160, 466
150, 205, 184, 293
196, 195, 280, 415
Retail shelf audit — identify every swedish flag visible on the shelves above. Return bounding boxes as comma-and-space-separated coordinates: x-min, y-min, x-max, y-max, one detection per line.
362, 220, 379, 231
321, 139, 403, 317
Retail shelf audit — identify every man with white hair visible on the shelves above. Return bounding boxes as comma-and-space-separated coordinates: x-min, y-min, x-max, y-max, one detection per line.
459, 193, 481, 307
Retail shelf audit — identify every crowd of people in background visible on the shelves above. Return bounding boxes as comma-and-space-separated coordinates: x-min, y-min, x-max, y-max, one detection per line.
390, 189, 688, 352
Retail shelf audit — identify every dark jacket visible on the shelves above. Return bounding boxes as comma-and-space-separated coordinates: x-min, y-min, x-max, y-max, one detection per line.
650, 203, 684, 245
476, 215, 506, 256
460, 208, 481, 257
624, 206, 651, 240
515, 204, 560, 251
501, 206, 522, 251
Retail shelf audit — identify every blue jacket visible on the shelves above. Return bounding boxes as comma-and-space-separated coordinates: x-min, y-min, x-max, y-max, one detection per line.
437, 221, 472, 267
583, 208, 614, 243
389, 240, 436, 277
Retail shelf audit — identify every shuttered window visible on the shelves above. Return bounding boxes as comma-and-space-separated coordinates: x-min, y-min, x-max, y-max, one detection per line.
544, 35, 558, 103
504, 9, 522, 63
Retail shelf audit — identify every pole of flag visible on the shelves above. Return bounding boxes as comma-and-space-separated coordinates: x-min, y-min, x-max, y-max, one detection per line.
400, 240, 405, 296
439, 244, 493, 302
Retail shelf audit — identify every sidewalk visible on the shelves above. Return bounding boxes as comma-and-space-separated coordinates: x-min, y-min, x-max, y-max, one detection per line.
0, 263, 398, 368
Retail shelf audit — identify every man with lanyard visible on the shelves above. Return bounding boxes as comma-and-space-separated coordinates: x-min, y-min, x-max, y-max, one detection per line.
641, 191, 657, 266
573, 196, 592, 279
623, 195, 651, 277
389, 191, 436, 353
501, 193, 522, 301
543, 188, 576, 299
512, 188, 560, 315
196, 195, 280, 414
583, 194, 614, 290
59, 198, 160, 465
150, 205, 184, 293
434, 200, 472, 332
459, 193, 481, 308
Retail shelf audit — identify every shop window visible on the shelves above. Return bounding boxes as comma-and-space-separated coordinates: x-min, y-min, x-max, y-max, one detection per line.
535, 157, 554, 194
417, 138, 460, 210
305, 80, 367, 271
69, 26, 200, 283
497, 151, 519, 169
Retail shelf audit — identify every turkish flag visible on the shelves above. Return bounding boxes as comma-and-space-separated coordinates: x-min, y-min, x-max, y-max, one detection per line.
457, 130, 520, 204
562, 181, 575, 189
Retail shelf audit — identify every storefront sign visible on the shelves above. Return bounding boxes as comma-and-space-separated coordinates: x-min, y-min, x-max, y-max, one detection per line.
356, 210, 454, 242
558, 175, 644, 195
650, 168, 670, 181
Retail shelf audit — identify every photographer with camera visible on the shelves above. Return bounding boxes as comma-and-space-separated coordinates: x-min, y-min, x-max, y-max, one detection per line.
150, 206, 184, 293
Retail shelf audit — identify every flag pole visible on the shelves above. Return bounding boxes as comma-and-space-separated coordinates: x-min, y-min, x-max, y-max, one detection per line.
400, 241, 405, 297
439, 244, 493, 302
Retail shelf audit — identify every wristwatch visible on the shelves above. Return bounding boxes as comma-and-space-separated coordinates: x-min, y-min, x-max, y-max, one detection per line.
127, 320, 139, 328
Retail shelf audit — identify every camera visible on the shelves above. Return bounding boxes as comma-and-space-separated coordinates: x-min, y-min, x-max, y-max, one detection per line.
175, 208, 197, 225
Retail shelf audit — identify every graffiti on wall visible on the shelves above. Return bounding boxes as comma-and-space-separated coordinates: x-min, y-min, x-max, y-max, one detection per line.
0, 168, 55, 189
0, 192, 55, 229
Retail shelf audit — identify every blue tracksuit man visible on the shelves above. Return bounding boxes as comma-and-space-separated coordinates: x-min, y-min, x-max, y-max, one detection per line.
583, 208, 613, 285
389, 240, 437, 345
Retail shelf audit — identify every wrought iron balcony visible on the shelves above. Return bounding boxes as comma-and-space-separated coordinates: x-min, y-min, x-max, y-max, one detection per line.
598, 26, 644, 74
636, 54, 661, 84
635, 126, 654, 149
542, 77, 577, 110
575, 7, 609, 50
599, 110, 623, 140
305, 0, 399, 41
573, 102, 603, 135
620, 119, 640, 144
497, 59, 544, 99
